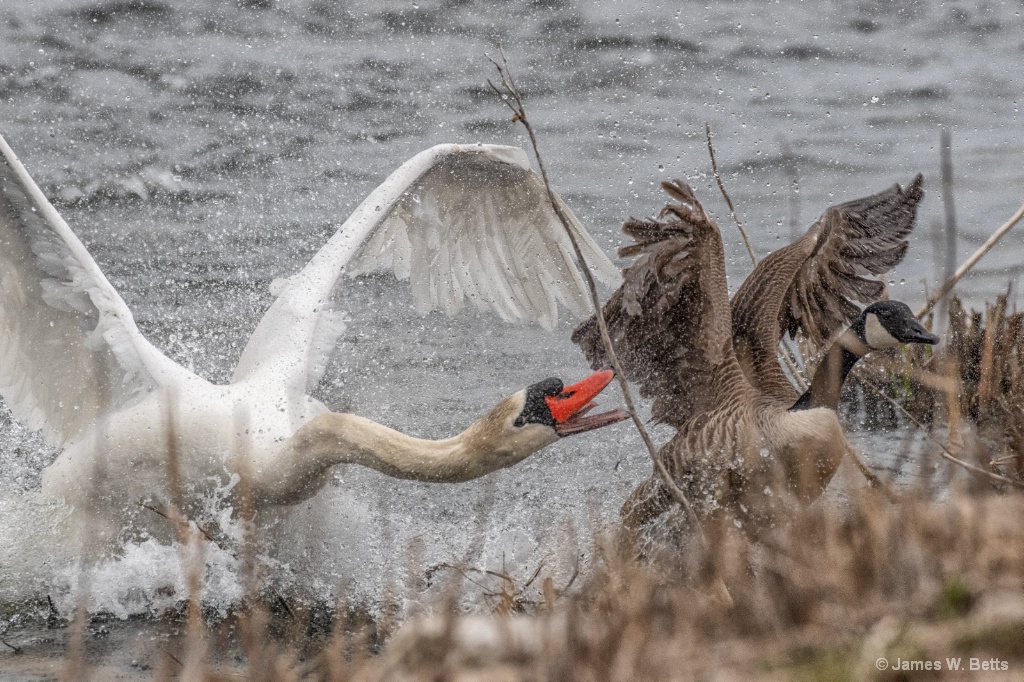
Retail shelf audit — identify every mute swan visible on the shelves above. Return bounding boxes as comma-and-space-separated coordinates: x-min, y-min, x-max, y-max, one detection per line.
0, 133, 627, 541
574, 179, 937, 533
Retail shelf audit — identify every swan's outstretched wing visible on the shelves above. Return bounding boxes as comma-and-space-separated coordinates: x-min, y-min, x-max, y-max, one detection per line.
572, 181, 751, 429
730, 175, 923, 402
233, 144, 621, 393
0, 134, 189, 446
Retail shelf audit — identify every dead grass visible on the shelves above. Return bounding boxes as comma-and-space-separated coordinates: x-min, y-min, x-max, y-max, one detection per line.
27, 484, 1020, 681
3, 298, 1018, 680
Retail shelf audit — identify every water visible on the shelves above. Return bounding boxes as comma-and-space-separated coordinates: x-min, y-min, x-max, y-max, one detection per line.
0, 0, 1021, 639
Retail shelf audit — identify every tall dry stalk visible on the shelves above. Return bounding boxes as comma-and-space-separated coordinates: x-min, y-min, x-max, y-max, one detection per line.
485, 50, 708, 549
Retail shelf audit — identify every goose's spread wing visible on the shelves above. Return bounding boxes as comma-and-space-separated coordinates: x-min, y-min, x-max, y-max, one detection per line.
731, 174, 923, 401
572, 181, 750, 429
232, 144, 621, 393
0, 134, 186, 446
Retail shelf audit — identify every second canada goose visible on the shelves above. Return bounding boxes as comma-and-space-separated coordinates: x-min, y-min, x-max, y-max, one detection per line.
573, 180, 937, 532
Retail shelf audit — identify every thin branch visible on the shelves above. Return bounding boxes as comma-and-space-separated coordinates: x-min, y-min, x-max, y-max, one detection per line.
705, 122, 755, 266
779, 135, 801, 241
917, 202, 1024, 318
561, 553, 581, 594
844, 442, 899, 503
486, 50, 708, 549
521, 561, 546, 589
270, 587, 296, 619
859, 379, 1024, 489
1, 638, 21, 654
431, 563, 496, 592
139, 500, 217, 544
162, 648, 183, 668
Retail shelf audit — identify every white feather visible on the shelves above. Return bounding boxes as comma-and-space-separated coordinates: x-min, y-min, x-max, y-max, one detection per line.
0, 134, 190, 446
0, 135, 621, 539
233, 143, 620, 391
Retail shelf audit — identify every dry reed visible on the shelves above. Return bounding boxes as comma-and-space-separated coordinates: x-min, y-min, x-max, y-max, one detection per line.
40, 484, 1017, 681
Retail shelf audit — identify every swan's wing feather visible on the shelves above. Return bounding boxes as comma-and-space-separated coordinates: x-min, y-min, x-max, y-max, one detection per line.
233, 144, 620, 393
347, 146, 618, 325
572, 180, 751, 428
730, 174, 923, 402
0, 134, 181, 446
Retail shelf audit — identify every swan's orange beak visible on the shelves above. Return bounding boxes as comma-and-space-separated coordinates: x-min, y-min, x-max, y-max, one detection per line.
545, 370, 628, 437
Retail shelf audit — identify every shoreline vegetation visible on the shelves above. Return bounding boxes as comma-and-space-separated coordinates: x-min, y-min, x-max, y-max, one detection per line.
3, 473, 1024, 680
5, 61, 1024, 681
3, 266, 1024, 680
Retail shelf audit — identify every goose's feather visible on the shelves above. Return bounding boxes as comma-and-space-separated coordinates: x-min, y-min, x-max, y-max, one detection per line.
731, 174, 923, 401
573, 177, 927, 533
0, 135, 193, 447
572, 180, 750, 428
233, 144, 620, 394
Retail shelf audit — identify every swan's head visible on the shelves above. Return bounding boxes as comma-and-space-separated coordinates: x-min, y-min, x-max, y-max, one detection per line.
468, 370, 628, 471
855, 300, 940, 350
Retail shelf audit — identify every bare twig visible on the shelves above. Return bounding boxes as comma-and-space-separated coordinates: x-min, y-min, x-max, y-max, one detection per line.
162, 648, 184, 667
561, 553, 581, 594
844, 443, 899, 503
917, 202, 1024, 318
270, 588, 296, 620
705, 122, 756, 266
707, 126, 809, 392
138, 500, 217, 544
779, 135, 801, 241
1, 638, 21, 654
860, 379, 1024, 489
486, 50, 708, 549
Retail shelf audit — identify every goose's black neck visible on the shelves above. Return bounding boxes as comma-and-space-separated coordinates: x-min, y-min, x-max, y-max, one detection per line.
791, 323, 869, 412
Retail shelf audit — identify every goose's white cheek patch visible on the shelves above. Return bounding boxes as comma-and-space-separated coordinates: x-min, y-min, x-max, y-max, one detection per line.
864, 313, 901, 349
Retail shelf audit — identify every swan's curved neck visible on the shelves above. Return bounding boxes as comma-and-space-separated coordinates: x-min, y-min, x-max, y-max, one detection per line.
302, 413, 481, 479
791, 329, 869, 411
250, 397, 541, 505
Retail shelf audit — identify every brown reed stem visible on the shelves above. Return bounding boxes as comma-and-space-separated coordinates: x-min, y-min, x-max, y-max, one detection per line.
486, 50, 708, 549
936, 129, 958, 325
705, 122, 756, 266
917, 202, 1024, 318
705, 126, 808, 393
779, 135, 801, 241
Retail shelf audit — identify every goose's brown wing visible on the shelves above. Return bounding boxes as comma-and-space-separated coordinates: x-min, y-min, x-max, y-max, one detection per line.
572, 181, 751, 429
731, 174, 924, 402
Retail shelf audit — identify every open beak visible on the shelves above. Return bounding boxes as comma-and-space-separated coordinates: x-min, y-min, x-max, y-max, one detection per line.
545, 370, 629, 437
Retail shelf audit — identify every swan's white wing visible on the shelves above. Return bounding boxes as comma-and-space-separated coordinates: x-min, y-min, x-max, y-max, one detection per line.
233, 143, 620, 394
0, 133, 191, 446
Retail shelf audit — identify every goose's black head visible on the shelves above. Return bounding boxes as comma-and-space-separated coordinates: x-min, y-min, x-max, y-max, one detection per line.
854, 300, 940, 349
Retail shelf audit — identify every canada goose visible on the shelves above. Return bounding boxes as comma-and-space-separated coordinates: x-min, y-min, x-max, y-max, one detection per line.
731, 173, 925, 403
0, 133, 627, 541
573, 179, 936, 532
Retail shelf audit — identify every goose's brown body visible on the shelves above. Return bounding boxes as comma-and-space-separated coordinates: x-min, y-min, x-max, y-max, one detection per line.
574, 176, 925, 533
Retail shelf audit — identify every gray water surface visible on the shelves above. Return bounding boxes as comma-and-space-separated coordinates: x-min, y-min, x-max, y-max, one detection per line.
0, 0, 1021, 623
